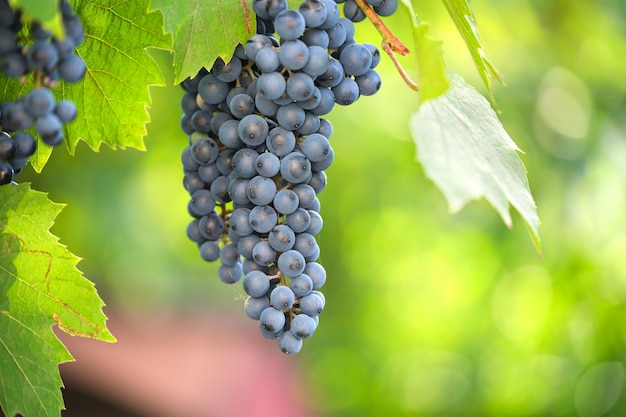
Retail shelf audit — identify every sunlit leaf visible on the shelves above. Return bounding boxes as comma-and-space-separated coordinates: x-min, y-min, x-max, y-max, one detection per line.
441, 0, 503, 103
410, 73, 541, 251
0, 183, 115, 417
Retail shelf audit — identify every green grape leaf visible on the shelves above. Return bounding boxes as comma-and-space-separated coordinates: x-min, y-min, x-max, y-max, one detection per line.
441, 0, 503, 103
0, 183, 115, 417
59, 0, 171, 155
0, 0, 171, 172
150, 0, 254, 85
414, 23, 450, 103
410, 73, 541, 252
9, 0, 64, 37
400, 1, 449, 102
150, 0, 301, 84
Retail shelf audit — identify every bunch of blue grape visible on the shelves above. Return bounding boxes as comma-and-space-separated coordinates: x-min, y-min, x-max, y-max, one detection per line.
338, 0, 399, 22
0, 0, 85, 185
180, 0, 382, 354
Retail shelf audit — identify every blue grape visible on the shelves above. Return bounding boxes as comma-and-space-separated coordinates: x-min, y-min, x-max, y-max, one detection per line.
219, 243, 241, 266
273, 189, 299, 214
191, 136, 219, 165
249, 204, 278, 233
255, 47, 280, 73
245, 34, 273, 60
339, 43, 372, 76
257, 71, 286, 100
232, 148, 260, 178
25, 87, 55, 117
292, 184, 316, 208
356, 69, 382, 96
228, 177, 251, 205
286, 207, 312, 232
277, 102, 306, 130
237, 234, 261, 258
294, 232, 318, 258
229, 93, 255, 119
229, 207, 254, 237
274, 9, 306, 40
216, 149, 236, 175
198, 74, 230, 105
243, 270, 271, 297
301, 133, 330, 162
280, 151, 311, 183
301, 28, 330, 48
260, 306, 286, 334
238, 114, 269, 147
278, 39, 309, 70
316, 57, 344, 88
305, 210, 324, 235
277, 249, 306, 277
278, 331, 303, 354
198, 212, 225, 240
54, 100, 77, 123
327, 21, 348, 48
209, 175, 231, 203
58, 54, 85, 82
255, 93, 280, 116
255, 152, 281, 177
363, 43, 381, 68
308, 170, 327, 193
332, 76, 360, 105
218, 262, 243, 284
343, 0, 366, 22
197, 162, 220, 184
252, 240, 278, 266
212, 56, 242, 83
245, 296, 271, 320
319, 0, 340, 30
247, 175, 277, 205
270, 285, 296, 311
290, 313, 317, 338
268, 224, 296, 252
290, 274, 313, 297
267, 127, 296, 156
26, 40, 58, 71
299, 0, 328, 28
311, 145, 334, 171
299, 292, 324, 316
302, 45, 330, 77
311, 87, 335, 115
12, 132, 36, 158
304, 262, 326, 289
374, 0, 398, 16
199, 240, 221, 262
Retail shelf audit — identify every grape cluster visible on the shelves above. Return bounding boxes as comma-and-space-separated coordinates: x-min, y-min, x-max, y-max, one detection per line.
0, 0, 85, 185
338, 0, 399, 23
180, 0, 383, 354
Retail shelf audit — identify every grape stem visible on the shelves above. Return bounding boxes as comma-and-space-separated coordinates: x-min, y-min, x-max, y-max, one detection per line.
382, 42, 419, 91
353, 0, 419, 91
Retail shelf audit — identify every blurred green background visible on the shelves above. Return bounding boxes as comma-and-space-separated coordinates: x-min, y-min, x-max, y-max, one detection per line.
19, 0, 626, 416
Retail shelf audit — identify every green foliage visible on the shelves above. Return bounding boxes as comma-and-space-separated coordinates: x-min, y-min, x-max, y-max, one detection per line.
0, 183, 115, 417
0, 0, 171, 172
413, 23, 449, 103
10, 0, 63, 37
441, 0, 503, 103
411, 73, 541, 250
400, 0, 449, 102
61, 0, 170, 153
150, 0, 302, 84
150, 0, 251, 84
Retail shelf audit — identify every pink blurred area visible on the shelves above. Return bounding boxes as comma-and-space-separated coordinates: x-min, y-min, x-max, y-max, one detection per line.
58, 308, 317, 417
